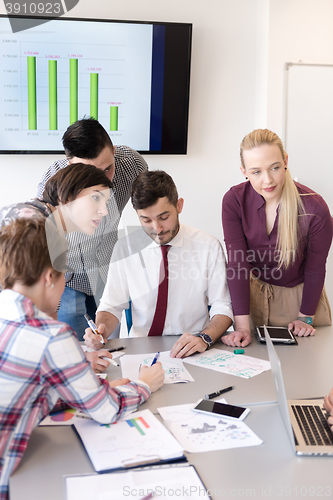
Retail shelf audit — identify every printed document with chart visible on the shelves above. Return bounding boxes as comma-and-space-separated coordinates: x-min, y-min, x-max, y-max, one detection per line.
158, 402, 263, 453
73, 409, 184, 472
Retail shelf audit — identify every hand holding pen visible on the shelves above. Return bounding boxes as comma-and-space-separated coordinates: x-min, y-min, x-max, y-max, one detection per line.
138, 351, 160, 377
151, 352, 160, 366
84, 314, 105, 346
138, 362, 165, 393
83, 316, 120, 367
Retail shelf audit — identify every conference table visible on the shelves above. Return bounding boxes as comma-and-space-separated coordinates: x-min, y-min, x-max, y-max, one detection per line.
10, 327, 333, 499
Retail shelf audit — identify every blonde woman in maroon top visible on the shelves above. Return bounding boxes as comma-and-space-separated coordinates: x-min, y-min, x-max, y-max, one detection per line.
222, 129, 332, 347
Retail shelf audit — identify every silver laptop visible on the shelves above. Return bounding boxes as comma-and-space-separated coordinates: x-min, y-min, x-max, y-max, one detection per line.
264, 325, 333, 456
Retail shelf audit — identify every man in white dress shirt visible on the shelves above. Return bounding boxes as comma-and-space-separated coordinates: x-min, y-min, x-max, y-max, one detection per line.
84, 171, 233, 358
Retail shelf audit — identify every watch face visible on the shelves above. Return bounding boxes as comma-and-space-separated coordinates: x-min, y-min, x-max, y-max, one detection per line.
305, 317, 313, 325
200, 333, 213, 346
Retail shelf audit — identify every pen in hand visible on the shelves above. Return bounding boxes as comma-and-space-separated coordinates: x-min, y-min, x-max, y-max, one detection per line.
104, 357, 119, 367
84, 314, 105, 345
151, 352, 160, 366
205, 385, 234, 400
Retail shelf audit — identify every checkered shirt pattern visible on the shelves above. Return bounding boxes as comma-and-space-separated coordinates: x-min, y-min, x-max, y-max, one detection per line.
0, 290, 150, 500
36, 145, 148, 295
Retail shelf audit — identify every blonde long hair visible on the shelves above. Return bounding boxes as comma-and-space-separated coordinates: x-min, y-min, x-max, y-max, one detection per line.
240, 129, 305, 269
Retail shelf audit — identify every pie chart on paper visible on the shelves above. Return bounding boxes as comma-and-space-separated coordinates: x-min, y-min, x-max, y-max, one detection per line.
50, 408, 76, 422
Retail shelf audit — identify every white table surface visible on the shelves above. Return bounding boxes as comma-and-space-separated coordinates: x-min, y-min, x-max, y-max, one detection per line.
10, 327, 333, 499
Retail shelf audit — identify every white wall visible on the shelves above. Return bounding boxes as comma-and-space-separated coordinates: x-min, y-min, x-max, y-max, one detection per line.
0, 0, 264, 241
267, 0, 333, 141
266, 0, 333, 302
0, 0, 332, 299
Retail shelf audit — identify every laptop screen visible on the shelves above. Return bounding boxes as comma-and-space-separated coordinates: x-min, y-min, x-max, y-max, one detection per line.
264, 326, 296, 449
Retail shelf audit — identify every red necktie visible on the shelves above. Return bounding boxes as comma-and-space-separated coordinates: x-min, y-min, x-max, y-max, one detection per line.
148, 245, 171, 336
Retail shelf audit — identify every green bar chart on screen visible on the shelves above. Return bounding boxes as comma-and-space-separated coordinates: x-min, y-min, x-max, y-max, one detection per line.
90, 73, 98, 119
27, 56, 37, 130
110, 106, 118, 131
69, 58, 78, 124
49, 60, 57, 130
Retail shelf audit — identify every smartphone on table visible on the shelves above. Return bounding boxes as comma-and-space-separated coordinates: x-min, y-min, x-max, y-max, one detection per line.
193, 400, 250, 421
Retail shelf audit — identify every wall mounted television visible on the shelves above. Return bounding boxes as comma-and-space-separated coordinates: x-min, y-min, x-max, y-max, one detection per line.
0, 15, 192, 154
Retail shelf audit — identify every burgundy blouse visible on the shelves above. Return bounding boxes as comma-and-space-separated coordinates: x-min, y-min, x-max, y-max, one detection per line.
222, 181, 333, 316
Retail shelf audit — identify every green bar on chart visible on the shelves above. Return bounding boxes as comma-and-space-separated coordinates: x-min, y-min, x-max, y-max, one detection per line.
49, 60, 57, 130
27, 56, 37, 130
90, 73, 98, 119
69, 59, 78, 124
110, 106, 118, 131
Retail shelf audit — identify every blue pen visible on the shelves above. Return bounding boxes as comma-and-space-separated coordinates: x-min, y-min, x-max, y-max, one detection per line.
151, 352, 160, 366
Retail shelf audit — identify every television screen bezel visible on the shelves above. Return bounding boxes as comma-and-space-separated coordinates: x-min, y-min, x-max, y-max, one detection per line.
0, 14, 192, 155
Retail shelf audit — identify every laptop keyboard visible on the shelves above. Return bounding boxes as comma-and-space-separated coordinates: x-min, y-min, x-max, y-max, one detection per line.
291, 405, 333, 446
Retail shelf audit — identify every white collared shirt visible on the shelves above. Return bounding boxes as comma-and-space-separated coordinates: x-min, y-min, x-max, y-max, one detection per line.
98, 224, 233, 337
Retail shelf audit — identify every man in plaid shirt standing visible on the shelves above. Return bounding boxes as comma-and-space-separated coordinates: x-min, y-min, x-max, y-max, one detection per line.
37, 117, 148, 340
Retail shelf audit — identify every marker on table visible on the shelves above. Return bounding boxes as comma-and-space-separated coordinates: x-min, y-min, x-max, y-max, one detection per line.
105, 357, 119, 367
151, 352, 160, 366
205, 385, 234, 400
108, 346, 125, 353
84, 314, 105, 345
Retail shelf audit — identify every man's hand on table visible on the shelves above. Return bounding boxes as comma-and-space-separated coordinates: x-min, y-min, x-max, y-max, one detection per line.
170, 332, 208, 358
221, 329, 251, 347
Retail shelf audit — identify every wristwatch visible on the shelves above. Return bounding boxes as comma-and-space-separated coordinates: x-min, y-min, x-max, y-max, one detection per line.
195, 332, 214, 348
297, 316, 313, 325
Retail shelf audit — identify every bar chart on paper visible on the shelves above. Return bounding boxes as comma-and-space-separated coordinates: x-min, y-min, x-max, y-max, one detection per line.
126, 415, 150, 435
0, 18, 153, 150
73, 409, 184, 472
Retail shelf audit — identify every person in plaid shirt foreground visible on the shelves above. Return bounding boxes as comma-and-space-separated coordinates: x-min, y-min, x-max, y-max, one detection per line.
0, 218, 164, 500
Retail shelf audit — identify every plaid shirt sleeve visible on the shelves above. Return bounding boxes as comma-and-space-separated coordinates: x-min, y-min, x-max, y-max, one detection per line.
41, 327, 150, 422
0, 298, 150, 500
